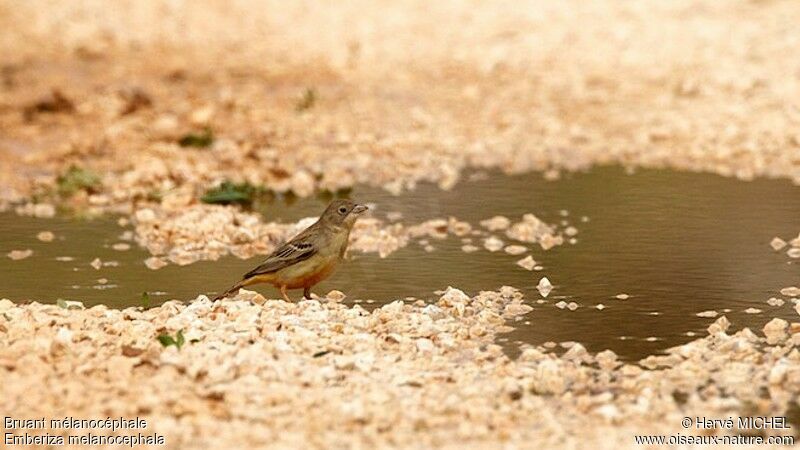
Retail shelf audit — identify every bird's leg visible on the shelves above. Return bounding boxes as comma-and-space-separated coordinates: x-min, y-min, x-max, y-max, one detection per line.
303, 286, 312, 299
280, 285, 291, 302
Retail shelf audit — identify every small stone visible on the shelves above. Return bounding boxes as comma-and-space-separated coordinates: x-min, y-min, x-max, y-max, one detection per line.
555, 301, 567, 309
326, 290, 346, 302
707, 316, 730, 334
483, 236, 504, 252
461, 244, 479, 253
615, 293, 630, 300
504, 303, 533, 316
7, 249, 33, 260
539, 234, 561, 250
135, 208, 157, 224
144, 257, 168, 270
595, 304, 606, 310
763, 318, 788, 344
112, 243, 131, 251
516, 256, 536, 271
770, 237, 788, 251
595, 350, 618, 371
767, 297, 784, 307
480, 216, 510, 231
34, 203, 55, 218
780, 287, 800, 297
788, 248, 800, 258
744, 308, 761, 314
504, 245, 527, 255
90, 258, 102, 270
696, 310, 718, 318
564, 226, 578, 237
536, 277, 553, 298
562, 343, 588, 360
37, 231, 55, 242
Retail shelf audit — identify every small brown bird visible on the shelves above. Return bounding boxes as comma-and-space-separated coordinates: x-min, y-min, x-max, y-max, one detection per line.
214, 199, 368, 302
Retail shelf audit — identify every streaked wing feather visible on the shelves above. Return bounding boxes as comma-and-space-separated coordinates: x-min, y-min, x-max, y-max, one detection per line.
243, 233, 317, 279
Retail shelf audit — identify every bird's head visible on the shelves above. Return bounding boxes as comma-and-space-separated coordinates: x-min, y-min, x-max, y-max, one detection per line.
320, 199, 368, 228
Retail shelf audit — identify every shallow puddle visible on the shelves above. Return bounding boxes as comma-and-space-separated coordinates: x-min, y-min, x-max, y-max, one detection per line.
1, 166, 798, 360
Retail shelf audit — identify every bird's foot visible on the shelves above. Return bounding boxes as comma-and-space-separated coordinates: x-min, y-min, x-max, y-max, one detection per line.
280, 285, 292, 302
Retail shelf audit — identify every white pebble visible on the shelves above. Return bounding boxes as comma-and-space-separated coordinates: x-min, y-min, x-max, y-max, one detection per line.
37, 231, 55, 242
504, 245, 528, 255
483, 236, 504, 252
144, 257, 168, 270
516, 255, 536, 271
780, 287, 800, 297
766, 297, 784, 307
770, 237, 787, 251
537, 277, 553, 298
7, 249, 33, 260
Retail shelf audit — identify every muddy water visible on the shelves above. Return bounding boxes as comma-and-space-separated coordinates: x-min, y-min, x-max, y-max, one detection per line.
1, 166, 798, 360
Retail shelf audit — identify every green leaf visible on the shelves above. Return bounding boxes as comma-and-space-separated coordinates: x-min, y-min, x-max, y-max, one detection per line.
178, 128, 214, 148
157, 334, 176, 348
201, 181, 257, 205
57, 299, 68, 309
175, 329, 185, 349
157, 329, 186, 350
57, 165, 101, 197
141, 291, 150, 309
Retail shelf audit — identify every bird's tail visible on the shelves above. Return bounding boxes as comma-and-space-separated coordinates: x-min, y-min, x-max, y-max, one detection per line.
212, 280, 247, 301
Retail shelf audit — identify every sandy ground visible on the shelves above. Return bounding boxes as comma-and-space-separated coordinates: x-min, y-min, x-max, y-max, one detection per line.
1, 0, 799, 213
1, 1, 800, 448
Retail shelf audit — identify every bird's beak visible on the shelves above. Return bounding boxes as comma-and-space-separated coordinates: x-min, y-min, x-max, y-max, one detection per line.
352, 204, 368, 214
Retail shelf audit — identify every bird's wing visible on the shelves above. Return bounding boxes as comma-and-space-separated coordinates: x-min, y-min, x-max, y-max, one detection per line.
242, 229, 318, 279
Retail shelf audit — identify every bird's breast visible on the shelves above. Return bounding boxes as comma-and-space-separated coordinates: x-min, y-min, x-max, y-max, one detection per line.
277, 254, 339, 289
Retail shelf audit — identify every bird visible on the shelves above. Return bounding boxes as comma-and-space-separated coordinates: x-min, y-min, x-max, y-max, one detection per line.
213, 199, 368, 302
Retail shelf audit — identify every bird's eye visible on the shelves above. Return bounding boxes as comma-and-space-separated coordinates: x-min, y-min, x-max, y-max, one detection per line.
338, 206, 347, 214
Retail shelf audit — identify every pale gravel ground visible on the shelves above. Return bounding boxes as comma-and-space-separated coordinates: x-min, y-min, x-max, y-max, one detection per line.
129, 204, 564, 269
0, 289, 798, 449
